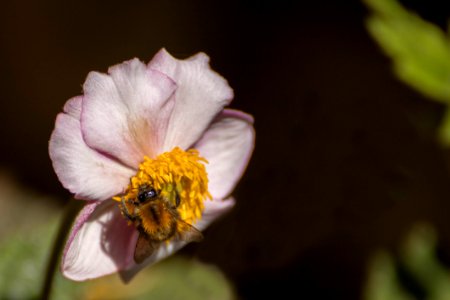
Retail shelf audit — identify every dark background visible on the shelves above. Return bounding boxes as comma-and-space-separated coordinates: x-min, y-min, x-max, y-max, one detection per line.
1, 0, 450, 299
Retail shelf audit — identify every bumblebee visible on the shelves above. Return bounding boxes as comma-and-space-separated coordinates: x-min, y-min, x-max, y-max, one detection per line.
119, 184, 203, 263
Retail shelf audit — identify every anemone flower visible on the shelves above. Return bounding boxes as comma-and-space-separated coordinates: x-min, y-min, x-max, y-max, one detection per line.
49, 48, 255, 281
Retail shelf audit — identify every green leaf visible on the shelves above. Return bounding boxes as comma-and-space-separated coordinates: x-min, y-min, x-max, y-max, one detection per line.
400, 224, 450, 300
438, 108, 450, 146
364, 251, 415, 300
364, 0, 450, 104
364, 223, 450, 300
0, 217, 59, 299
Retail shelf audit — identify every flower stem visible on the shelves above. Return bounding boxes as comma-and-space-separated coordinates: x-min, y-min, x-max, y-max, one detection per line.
39, 199, 84, 300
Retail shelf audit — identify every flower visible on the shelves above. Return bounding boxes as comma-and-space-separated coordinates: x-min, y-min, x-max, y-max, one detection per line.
48, 49, 255, 281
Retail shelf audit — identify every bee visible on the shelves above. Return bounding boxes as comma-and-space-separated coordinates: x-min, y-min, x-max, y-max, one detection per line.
119, 184, 203, 263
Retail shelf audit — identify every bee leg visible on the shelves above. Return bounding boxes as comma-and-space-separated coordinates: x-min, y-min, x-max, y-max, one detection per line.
120, 197, 136, 222
175, 191, 181, 207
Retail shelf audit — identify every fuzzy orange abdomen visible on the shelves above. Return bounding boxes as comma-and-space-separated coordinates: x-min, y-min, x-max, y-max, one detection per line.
138, 201, 177, 242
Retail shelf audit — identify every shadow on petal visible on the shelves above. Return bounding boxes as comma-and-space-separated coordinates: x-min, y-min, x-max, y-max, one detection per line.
98, 202, 139, 272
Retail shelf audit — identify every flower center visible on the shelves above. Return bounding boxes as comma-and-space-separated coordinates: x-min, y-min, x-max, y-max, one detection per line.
113, 147, 211, 224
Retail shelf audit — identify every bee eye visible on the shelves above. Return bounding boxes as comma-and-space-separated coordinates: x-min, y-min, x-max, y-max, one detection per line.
137, 188, 157, 203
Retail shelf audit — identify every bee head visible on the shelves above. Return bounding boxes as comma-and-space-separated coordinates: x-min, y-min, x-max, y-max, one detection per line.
137, 185, 158, 204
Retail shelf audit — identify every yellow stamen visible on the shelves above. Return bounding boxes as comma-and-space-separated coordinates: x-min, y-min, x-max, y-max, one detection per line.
113, 147, 211, 224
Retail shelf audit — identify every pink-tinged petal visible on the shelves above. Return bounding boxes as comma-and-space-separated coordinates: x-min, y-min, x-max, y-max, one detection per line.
81, 58, 177, 168
119, 196, 235, 283
49, 107, 135, 201
62, 201, 138, 281
148, 49, 234, 151
194, 109, 255, 200
196, 197, 236, 230
63, 96, 83, 119
62, 201, 102, 262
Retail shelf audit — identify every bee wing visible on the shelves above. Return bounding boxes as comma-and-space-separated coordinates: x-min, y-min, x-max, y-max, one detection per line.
134, 232, 157, 264
177, 220, 204, 243
166, 206, 203, 243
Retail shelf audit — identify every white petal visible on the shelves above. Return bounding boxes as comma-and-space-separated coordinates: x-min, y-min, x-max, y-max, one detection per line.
81, 58, 177, 168
49, 97, 135, 201
148, 49, 234, 151
194, 109, 255, 199
62, 201, 138, 281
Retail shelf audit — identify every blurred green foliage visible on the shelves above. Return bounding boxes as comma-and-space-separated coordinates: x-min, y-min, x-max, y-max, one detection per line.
364, 251, 414, 300
364, 224, 450, 300
0, 200, 234, 300
365, 0, 450, 145
364, 3, 450, 296
0, 217, 59, 299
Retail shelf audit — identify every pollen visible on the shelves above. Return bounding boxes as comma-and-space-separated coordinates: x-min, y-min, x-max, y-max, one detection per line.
113, 147, 211, 224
